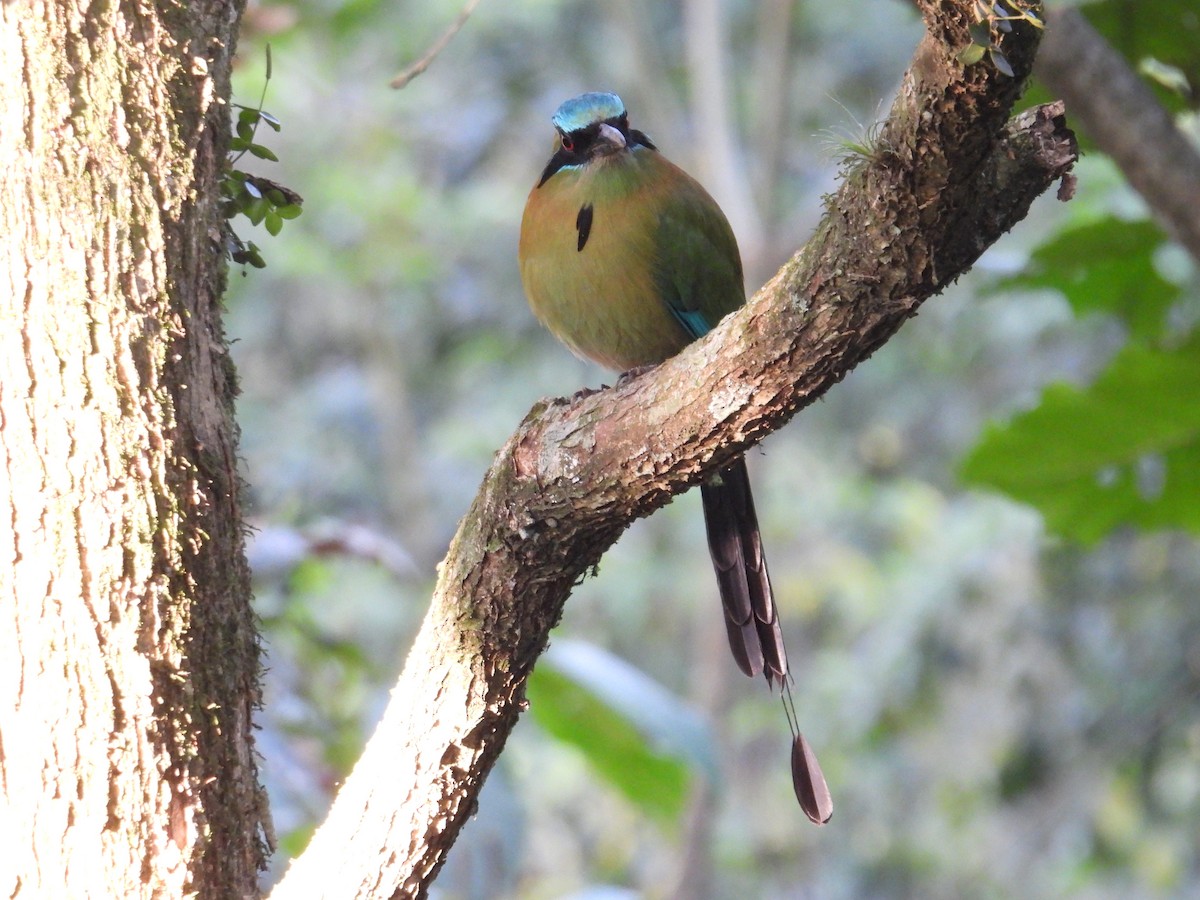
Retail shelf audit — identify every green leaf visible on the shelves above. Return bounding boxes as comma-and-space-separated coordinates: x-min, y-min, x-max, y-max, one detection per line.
236, 118, 254, 141
961, 337, 1200, 543
989, 46, 1015, 77
230, 136, 250, 152
245, 197, 269, 225
968, 21, 992, 45
526, 640, 718, 824
231, 240, 266, 269
265, 210, 283, 236
959, 42, 987, 66
1138, 57, 1192, 97
997, 219, 1179, 340
276, 203, 303, 220
248, 143, 279, 162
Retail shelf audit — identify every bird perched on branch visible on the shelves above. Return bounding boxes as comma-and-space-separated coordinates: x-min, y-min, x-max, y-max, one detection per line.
518, 91, 831, 824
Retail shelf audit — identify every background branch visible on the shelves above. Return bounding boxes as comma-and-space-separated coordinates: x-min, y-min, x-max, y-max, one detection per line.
271, 2, 1075, 897
390, 0, 482, 90
1036, 7, 1200, 262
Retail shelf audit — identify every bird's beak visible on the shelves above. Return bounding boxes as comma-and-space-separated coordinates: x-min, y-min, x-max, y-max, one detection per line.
595, 122, 627, 154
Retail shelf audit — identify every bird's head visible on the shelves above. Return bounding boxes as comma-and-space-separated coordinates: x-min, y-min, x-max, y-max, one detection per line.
535, 91, 657, 187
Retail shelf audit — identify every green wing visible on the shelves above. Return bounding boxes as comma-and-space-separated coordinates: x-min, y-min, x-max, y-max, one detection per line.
652, 178, 745, 340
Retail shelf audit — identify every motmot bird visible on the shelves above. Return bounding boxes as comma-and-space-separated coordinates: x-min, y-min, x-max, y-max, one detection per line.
518, 92, 831, 824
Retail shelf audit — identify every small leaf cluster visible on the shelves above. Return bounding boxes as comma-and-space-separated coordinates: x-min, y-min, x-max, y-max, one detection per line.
221, 41, 304, 271
222, 105, 303, 268
959, 0, 1043, 78
232, 104, 282, 162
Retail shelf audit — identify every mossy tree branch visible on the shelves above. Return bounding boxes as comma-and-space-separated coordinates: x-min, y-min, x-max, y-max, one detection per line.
271, 2, 1075, 897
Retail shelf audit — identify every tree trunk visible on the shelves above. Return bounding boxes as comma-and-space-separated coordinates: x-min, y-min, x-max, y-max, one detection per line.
0, 2, 265, 897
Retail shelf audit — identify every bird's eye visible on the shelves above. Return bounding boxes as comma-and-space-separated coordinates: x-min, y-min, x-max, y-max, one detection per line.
561, 135, 575, 152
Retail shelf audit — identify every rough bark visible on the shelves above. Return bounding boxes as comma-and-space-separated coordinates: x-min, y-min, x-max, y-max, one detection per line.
0, 1, 264, 897
273, 2, 1075, 899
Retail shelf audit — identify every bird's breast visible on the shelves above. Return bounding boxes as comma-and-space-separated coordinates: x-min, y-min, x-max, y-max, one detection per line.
519, 155, 693, 371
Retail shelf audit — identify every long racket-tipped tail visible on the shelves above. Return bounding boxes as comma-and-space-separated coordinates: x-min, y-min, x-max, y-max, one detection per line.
701, 456, 832, 824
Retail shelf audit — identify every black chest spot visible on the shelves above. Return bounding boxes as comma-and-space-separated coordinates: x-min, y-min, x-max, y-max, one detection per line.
576, 203, 594, 252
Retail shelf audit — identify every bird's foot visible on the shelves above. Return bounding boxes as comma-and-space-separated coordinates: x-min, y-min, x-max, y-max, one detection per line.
567, 384, 607, 402
616, 363, 659, 386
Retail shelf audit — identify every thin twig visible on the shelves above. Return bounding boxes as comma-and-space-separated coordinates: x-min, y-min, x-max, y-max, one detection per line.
390, 0, 483, 90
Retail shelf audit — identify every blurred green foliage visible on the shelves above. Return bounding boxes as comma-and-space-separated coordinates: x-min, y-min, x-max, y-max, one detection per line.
229, 0, 1200, 897
1085, 0, 1200, 111
963, 335, 1200, 543
527, 641, 720, 825
1000, 219, 1181, 339
963, 211, 1200, 543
